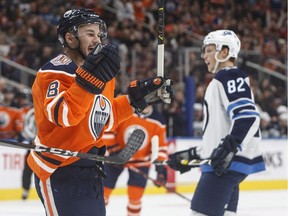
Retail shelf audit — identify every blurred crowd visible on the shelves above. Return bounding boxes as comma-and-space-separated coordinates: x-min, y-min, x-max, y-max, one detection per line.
0, 0, 287, 138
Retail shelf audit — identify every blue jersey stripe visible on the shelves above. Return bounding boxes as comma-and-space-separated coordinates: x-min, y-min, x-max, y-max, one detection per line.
201, 161, 265, 175
232, 111, 260, 120
227, 99, 254, 115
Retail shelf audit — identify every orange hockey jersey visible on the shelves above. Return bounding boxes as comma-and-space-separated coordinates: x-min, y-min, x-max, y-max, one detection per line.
0, 105, 23, 139
104, 112, 168, 167
28, 54, 133, 181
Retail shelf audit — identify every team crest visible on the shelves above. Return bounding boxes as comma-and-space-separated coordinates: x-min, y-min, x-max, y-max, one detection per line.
89, 95, 111, 139
0, 111, 10, 128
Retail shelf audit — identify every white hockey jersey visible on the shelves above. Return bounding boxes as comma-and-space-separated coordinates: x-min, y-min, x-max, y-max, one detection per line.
199, 67, 266, 175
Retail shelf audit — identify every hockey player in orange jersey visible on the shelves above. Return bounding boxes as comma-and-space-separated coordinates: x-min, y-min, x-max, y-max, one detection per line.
0, 89, 23, 140
27, 8, 172, 216
103, 105, 168, 216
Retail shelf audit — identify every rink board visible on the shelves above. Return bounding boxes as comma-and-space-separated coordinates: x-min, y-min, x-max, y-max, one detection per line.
0, 139, 287, 200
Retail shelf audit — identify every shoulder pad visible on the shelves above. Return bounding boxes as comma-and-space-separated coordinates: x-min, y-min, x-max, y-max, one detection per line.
41, 54, 77, 75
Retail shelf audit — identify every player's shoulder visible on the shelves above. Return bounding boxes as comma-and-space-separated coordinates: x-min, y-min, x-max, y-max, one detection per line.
40, 54, 77, 75
0, 105, 21, 114
215, 67, 247, 83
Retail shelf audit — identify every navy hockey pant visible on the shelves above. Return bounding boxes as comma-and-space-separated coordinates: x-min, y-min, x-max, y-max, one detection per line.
104, 165, 149, 188
191, 171, 247, 216
34, 165, 105, 216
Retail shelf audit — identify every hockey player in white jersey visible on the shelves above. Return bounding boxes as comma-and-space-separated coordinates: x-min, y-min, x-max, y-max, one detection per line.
168, 30, 266, 216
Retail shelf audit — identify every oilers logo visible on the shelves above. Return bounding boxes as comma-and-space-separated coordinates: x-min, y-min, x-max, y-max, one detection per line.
0, 111, 10, 128
89, 95, 111, 139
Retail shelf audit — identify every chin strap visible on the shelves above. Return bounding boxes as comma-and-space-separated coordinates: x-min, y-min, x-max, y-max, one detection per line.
63, 34, 88, 60
212, 52, 231, 73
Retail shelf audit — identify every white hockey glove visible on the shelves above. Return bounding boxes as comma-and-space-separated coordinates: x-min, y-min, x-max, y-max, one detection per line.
145, 79, 173, 105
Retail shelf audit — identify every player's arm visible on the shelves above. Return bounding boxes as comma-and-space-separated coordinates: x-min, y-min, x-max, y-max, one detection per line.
42, 44, 121, 127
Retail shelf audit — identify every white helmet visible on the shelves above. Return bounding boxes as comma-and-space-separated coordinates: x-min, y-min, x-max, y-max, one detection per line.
202, 30, 241, 59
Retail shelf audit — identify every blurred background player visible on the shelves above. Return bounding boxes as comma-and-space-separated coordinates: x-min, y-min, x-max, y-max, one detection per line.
104, 105, 168, 216
0, 86, 23, 141
168, 30, 266, 216
21, 107, 37, 200
27, 8, 171, 216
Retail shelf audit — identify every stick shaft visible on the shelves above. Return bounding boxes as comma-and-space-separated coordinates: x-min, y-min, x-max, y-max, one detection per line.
129, 166, 191, 202
0, 129, 145, 164
157, 0, 165, 78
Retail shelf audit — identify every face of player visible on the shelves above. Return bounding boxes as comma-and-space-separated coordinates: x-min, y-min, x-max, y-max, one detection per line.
202, 44, 217, 73
76, 23, 102, 57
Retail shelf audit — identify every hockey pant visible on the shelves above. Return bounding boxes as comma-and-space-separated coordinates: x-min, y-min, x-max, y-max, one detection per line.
191, 171, 247, 216
34, 146, 106, 216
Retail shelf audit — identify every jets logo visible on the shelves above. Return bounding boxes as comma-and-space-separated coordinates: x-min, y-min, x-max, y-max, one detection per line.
89, 95, 111, 139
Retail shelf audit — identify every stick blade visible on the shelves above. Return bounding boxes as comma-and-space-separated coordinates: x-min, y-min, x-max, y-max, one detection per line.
107, 129, 145, 164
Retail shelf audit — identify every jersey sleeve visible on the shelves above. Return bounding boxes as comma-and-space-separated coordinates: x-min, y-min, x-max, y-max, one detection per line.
104, 95, 134, 132
215, 69, 260, 148
35, 58, 95, 127
155, 124, 168, 161
45, 81, 95, 127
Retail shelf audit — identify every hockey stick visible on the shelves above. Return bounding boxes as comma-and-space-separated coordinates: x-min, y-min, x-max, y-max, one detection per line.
150, 135, 159, 163
129, 166, 191, 203
157, 0, 165, 97
153, 159, 211, 167
0, 129, 145, 165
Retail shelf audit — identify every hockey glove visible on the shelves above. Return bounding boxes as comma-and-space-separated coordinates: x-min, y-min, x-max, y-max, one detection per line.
210, 135, 240, 176
127, 77, 164, 113
154, 165, 167, 187
168, 147, 200, 174
75, 43, 120, 94
145, 79, 173, 105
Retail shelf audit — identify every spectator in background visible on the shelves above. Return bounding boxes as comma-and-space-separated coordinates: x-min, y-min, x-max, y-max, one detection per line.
192, 103, 203, 137
163, 85, 186, 137
260, 111, 272, 138
0, 0, 286, 138
2, 86, 17, 106
279, 112, 288, 138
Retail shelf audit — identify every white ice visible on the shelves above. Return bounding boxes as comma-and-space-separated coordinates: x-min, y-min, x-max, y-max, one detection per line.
0, 190, 287, 216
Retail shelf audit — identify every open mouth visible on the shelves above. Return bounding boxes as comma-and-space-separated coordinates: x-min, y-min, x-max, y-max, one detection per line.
88, 47, 95, 52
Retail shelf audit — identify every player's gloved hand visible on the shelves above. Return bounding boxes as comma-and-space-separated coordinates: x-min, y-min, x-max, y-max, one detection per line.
210, 135, 240, 176
76, 43, 120, 94
168, 147, 200, 174
127, 77, 164, 113
154, 165, 167, 187
145, 79, 173, 105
